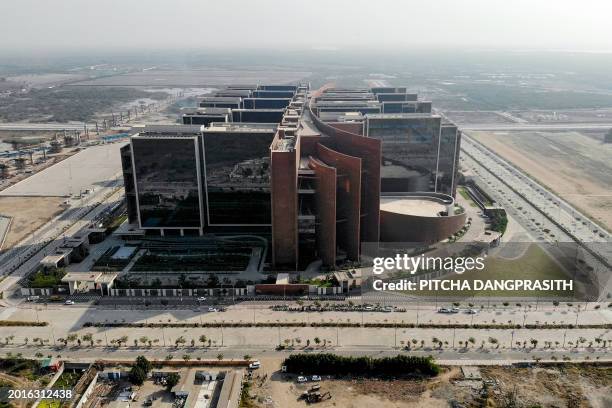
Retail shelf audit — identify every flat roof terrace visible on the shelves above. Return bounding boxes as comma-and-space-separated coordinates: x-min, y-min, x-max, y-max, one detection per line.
204, 122, 277, 132
366, 113, 440, 120
380, 196, 447, 217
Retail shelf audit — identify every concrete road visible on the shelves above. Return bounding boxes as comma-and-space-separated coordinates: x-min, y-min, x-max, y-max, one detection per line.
460, 134, 612, 299
0, 340, 609, 365
0, 123, 97, 131
461, 123, 612, 131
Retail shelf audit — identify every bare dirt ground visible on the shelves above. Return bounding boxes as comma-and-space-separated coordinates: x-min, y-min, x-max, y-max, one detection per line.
0, 196, 65, 248
480, 365, 612, 408
469, 130, 612, 232
245, 359, 611, 408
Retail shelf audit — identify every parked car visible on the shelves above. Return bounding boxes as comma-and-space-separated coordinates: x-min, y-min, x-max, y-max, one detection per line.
438, 308, 452, 313
465, 308, 478, 314
297, 376, 307, 383
64, 300, 75, 305
208, 307, 217, 312
248, 361, 261, 370
311, 375, 321, 381
197, 297, 207, 302
27, 296, 40, 302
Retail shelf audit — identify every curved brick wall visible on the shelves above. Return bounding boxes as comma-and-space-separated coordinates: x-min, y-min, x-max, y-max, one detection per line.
380, 208, 466, 244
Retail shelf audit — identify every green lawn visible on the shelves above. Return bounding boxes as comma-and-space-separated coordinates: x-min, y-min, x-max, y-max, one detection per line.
38, 400, 63, 408
410, 244, 573, 298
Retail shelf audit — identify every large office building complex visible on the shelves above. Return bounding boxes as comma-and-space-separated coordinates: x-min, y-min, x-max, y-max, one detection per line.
121, 84, 463, 269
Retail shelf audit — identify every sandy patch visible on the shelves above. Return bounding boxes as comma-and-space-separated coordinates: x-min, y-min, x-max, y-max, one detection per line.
0, 196, 65, 248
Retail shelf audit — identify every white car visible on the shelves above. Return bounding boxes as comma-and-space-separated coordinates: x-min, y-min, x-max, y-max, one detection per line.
64, 300, 75, 305
297, 376, 307, 383
208, 307, 217, 312
311, 375, 321, 382
466, 308, 478, 314
248, 361, 261, 369
27, 296, 40, 302
197, 297, 207, 302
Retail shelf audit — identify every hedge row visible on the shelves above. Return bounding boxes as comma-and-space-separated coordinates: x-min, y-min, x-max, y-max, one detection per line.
0, 321, 48, 327
283, 353, 440, 377
82, 321, 611, 330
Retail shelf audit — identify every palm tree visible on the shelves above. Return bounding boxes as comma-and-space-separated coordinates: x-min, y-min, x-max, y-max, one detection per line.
468, 337, 476, 347
183, 354, 191, 362
216, 353, 223, 361
199, 335, 207, 347
488, 337, 499, 349
175, 336, 186, 347
82, 334, 94, 347
243, 354, 252, 361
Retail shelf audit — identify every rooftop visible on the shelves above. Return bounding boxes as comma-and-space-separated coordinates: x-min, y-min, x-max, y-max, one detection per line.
203, 123, 277, 133
380, 196, 448, 217
366, 113, 440, 120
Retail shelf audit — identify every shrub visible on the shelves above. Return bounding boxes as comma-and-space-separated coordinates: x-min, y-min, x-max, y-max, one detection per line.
283, 353, 439, 377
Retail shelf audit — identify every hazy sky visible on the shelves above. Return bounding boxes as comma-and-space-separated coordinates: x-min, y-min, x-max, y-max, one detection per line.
1, 0, 611, 52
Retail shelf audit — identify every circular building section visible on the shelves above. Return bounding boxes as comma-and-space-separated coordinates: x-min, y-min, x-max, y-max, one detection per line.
380, 193, 466, 244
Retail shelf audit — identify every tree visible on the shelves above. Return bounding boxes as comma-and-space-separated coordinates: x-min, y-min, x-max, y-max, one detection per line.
129, 366, 147, 385
82, 333, 94, 347
489, 337, 499, 349
135, 356, 152, 373
206, 274, 220, 288
216, 353, 224, 361
166, 373, 180, 391
199, 335, 207, 347
182, 354, 191, 362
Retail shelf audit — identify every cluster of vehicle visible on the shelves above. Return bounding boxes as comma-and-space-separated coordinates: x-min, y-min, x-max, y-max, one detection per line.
271, 303, 403, 313
25, 294, 72, 304
438, 307, 478, 314
297, 374, 321, 383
